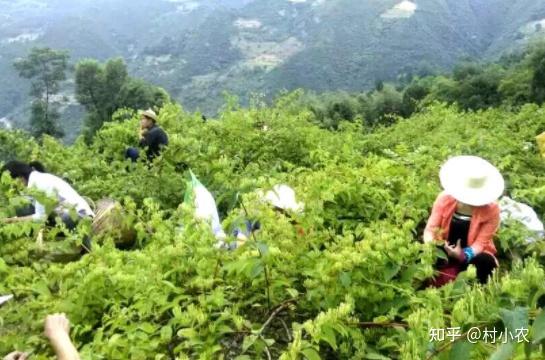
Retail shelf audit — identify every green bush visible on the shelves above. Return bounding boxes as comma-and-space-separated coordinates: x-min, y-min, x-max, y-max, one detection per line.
1, 99, 545, 359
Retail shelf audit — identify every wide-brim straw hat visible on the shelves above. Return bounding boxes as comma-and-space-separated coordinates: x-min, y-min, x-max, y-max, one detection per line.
139, 109, 158, 122
262, 184, 304, 212
439, 155, 504, 206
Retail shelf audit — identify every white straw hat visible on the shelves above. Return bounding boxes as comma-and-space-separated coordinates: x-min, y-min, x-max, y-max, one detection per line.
439, 155, 504, 206
262, 184, 304, 212
139, 109, 158, 122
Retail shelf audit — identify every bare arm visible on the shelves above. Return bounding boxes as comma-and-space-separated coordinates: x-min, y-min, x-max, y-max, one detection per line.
44, 314, 80, 360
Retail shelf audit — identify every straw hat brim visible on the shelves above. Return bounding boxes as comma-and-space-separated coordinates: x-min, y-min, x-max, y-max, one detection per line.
139, 109, 158, 122
439, 156, 504, 206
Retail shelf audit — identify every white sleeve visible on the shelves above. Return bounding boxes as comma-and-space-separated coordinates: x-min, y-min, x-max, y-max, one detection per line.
27, 172, 49, 221
32, 200, 47, 221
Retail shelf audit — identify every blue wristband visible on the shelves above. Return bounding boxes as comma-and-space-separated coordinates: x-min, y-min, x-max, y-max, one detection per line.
463, 247, 475, 263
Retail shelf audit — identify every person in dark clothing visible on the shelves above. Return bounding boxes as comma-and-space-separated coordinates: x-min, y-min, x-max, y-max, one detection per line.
125, 109, 169, 162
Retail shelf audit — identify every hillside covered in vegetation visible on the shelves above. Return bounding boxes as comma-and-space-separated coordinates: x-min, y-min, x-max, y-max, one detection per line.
1, 95, 545, 358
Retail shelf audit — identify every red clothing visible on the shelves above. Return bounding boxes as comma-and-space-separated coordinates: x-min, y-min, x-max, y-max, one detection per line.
424, 191, 500, 256
431, 263, 462, 287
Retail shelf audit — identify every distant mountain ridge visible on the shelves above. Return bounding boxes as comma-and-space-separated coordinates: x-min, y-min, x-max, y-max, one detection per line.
1, 0, 545, 139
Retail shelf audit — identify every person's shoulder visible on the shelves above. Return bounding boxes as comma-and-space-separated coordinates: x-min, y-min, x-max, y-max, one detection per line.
28, 170, 47, 183
150, 126, 167, 137
435, 191, 455, 205
28, 171, 60, 188
42, 172, 71, 186
156, 126, 168, 135
483, 201, 501, 217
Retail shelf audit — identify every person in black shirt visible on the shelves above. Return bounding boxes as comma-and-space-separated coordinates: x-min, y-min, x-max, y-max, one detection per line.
125, 109, 169, 162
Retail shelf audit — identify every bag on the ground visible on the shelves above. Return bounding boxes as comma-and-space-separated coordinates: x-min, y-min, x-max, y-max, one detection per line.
499, 196, 545, 243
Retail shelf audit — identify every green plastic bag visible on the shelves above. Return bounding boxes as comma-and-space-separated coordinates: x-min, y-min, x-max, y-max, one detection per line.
183, 170, 202, 205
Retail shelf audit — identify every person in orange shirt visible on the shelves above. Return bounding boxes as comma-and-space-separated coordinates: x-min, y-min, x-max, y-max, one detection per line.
424, 156, 504, 286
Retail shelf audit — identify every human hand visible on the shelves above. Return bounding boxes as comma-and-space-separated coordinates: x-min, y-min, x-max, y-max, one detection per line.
444, 239, 464, 261
3, 351, 28, 360
44, 313, 80, 360
139, 127, 148, 139
44, 313, 70, 341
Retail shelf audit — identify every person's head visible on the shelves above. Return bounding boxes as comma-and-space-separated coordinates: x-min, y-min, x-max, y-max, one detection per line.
139, 109, 158, 130
1, 160, 34, 185
29, 161, 46, 173
439, 155, 504, 207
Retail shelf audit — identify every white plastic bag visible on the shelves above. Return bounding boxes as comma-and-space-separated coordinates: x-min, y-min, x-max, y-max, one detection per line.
500, 196, 545, 243
184, 170, 226, 241
0, 294, 13, 306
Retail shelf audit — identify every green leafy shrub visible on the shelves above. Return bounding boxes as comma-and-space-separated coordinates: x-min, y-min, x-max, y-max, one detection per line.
1, 99, 545, 359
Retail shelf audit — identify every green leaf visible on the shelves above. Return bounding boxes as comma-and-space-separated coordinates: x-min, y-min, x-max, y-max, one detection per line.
532, 310, 545, 344
383, 262, 401, 281
301, 347, 321, 360
177, 328, 197, 339
489, 342, 514, 360
287, 288, 299, 298
400, 264, 418, 282
365, 351, 391, 360
524, 340, 532, 359
139, 323, 156, 334
339, 272, 351, 287
435, 248, 448, 260
321, 325, 337, 350
242, 334, 258, 352
33, 280, 51, 297
448, 341, 474, 360
500, 307, 529, 336
257, 242, 269, 256
250, 261, 264, 279
160, 326, 172, 341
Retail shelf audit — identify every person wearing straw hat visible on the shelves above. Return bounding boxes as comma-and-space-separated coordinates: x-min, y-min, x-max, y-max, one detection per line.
424, 156, 504, 286
125, 109, 168, 162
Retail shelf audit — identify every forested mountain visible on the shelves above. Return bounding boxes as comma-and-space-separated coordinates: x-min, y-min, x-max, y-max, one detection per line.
1, 0, 545, 136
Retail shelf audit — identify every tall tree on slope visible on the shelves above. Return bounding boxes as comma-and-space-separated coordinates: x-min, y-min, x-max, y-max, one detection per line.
14, 47, 69, 139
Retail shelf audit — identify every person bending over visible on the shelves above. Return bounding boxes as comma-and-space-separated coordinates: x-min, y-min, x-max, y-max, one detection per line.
1, 161, 95, 250
424, 156, 504, 286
